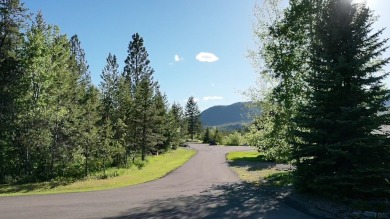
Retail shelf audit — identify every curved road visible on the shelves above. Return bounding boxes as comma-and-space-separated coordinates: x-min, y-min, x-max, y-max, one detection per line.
0, 144, 313, 219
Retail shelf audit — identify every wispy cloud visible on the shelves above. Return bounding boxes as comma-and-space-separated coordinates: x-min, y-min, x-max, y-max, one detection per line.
196, 52, 219, 62
203, 96, 223, 101
174, 54, 183, 62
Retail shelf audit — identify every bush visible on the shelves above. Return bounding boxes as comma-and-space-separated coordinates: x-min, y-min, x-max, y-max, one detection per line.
225, 132, 244, 146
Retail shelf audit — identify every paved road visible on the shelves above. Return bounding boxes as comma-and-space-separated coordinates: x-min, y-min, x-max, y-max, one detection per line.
0, 144, 314, 219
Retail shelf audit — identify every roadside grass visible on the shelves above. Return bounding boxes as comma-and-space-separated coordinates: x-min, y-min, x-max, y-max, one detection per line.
0, 148, 196, 197
226, 151, 266, 162
226, 151, 293, 186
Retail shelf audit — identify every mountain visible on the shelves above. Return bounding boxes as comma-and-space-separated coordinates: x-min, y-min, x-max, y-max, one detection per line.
200, 102, 258, 131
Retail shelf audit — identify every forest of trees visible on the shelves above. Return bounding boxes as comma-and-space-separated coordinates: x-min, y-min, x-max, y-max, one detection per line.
0, 0, 189, 183
247, 0, 390, 199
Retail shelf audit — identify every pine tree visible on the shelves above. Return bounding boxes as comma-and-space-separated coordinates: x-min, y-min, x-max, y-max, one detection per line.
80, 86, 100, 176
167, 103, 185, 149
19, 13, 78, 180
153, 85, 169, 154
202, 127, 211, 144
185, 96, 201, 140
100, 53, 119, 121
98, 53, 123, 170
123, 33, 157, 161
70, 34, 91, 86
123, 33, 154, 94
116, 76, 134, 165
0, 0, 28, 182
135, 77, 156, 160
293, 0, 390, 199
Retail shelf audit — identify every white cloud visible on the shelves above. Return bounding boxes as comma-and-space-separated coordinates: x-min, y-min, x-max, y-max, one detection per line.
196, 52, 219, 62
174, 54, 183, 62
203, 96, 223, 101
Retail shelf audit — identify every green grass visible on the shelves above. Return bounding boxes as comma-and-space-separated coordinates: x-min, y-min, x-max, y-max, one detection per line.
264, 172, 293, 187
226, 151, 266, 162
226, 151, 291, 185
0, 148, 196, 197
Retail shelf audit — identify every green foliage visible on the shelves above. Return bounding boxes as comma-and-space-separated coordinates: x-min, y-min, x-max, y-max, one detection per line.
211, 128, 224, 145
292, 0, 390, 199
264, 172, 293, 187
249, 0, 390, 200
226, 151, 264, 162
202, 127, 211, 143
0, 148, 196, 196
246, 0, 319, 163
0, 7, 184, 184
0, 0, 28, 182
185, 96, 201, 140
166, 103, 186, 149
224, 132, 245, 146
245, 101, 292, 162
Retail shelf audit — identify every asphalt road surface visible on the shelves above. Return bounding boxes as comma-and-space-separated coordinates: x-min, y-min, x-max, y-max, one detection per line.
0, 144, 314, 219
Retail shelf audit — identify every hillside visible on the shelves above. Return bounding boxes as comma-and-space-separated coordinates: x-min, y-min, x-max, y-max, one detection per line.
200, 102, 258, 131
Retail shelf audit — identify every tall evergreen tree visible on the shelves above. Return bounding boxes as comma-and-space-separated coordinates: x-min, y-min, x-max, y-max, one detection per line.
135, 77, 156, 160
98, 53, 123, 170
292, 0, 390, 199
0, 0, 28, 182
202, 127, 211, 144
185, 96, 201, 140
123, 33, 154, 94
69, 34, 91, 86
153, 86, 168, 154
123, 33, 157, 161
100, 53, 120, 122
167, 102, 185, 149
116, 76, 134, 165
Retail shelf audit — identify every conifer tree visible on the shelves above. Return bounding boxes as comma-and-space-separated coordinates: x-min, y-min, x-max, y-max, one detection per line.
203, 127, 211, 144
116, 76, 134, 164
123, 33, 157, 161
153, 86, 169, 153
70, 34, 91, 86
0, 0, 28, 182
99, 53, 123, 170
185, 96, 201, 140
100, 53, 119, 121
167, 103, 185, 149
293, 0, 390, 198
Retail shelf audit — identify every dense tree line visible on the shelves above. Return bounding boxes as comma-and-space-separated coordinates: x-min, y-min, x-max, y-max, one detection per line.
0, 0, 187, 183
248, 0, 390, 199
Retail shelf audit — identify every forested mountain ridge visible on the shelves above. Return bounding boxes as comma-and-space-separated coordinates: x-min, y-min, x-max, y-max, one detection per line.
200, 102, 257, 130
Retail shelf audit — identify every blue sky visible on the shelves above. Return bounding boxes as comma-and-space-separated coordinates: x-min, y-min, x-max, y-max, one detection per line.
23, 0, 390, 111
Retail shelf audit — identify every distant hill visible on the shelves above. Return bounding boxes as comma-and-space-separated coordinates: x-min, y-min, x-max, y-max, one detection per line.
200, 102, 259, 131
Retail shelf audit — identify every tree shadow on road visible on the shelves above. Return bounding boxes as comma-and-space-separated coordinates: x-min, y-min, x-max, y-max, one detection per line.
103, 182, 313, 219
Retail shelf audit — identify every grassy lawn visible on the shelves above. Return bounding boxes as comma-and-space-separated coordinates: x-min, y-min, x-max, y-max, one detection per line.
0, 148, 196, 197
226, 151, 293, 186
